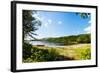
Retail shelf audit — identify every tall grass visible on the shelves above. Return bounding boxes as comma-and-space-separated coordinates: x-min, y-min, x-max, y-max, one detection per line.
75, 48, 91, 60
23, 44, 91, 63
23, 46, 65, 63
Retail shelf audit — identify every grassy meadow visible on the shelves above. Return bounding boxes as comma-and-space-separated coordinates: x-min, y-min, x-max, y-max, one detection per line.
23, 43, 91, 63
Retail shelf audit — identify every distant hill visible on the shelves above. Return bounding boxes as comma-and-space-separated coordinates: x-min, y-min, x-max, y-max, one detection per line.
41, 34, 91, 45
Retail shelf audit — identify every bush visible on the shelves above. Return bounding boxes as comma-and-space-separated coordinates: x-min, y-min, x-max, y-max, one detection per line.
23, 42, 32, 60
75, 47, 91, 60
80, 48, 91, 60
23, 46, 65, 63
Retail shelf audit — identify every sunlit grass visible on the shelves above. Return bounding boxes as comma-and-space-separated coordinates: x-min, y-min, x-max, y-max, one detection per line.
23, 44, 91, 63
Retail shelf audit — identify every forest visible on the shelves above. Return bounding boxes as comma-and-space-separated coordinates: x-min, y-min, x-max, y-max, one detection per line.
41, 34, 91, 45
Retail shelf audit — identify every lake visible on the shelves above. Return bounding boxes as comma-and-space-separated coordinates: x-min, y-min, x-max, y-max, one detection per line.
29, 40, 64, 47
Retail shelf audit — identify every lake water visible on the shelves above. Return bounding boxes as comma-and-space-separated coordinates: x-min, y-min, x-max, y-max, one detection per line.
29, 40, 64, 47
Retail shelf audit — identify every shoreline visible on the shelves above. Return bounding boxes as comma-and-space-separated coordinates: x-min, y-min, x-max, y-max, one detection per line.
33, 43, 91, 49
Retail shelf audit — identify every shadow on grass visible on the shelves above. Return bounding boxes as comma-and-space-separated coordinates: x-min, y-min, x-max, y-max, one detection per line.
23, 46, 74, 63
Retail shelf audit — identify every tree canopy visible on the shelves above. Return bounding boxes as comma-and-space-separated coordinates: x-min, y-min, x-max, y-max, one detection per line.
23, 10, 41, 40
76, 13, 90, 19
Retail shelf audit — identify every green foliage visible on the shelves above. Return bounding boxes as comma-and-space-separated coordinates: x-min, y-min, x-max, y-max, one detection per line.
23, 43, 91, 63
76, 13, 90, 19
23, 58, 34, 63
75, 47, 91, 60
47, 48, 60, 61
43, 34, 91, 45
77, 34, 91, 43
23, 10, 41, 40
23, 46, 65, 63
23, 42, 32, 60
80, 48, 91, 60
23, 10, 42, 61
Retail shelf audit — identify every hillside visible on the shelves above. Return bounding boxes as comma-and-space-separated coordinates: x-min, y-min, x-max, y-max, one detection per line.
41, 34, 91, 45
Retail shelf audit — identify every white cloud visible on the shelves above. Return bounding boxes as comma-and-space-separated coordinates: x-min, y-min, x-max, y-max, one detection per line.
48, 19, 52, 23
88, 20, 91, 24
84, 20, 91, 33
43, 19, 52, 28
58, 21, 62, 24
44, 23, 48, 27
36, 35, 45, 39
84, 26, 91, 33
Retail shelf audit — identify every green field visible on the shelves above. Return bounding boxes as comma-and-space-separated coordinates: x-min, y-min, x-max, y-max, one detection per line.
23, 44, 91, 63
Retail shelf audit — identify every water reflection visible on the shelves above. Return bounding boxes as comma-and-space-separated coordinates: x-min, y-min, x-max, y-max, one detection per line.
29, 40, 64, 47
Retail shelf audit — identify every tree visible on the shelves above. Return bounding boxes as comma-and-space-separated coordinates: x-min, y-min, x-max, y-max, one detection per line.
76, 12, 90, 19
77, 34, 91, 43
23, 10, 41, 40
23, 10, 42, 60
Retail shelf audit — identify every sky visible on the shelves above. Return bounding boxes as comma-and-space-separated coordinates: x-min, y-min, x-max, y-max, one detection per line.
32, 10, 91, 39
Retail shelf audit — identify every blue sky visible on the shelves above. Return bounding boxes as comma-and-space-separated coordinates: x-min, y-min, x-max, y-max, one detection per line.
33, 11, 91, 39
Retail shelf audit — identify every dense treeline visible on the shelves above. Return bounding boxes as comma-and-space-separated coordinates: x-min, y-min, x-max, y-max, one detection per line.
42, 34, 91, 45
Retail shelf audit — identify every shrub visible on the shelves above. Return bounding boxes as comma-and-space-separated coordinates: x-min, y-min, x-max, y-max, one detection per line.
80, 48, 91, 60
23, 42, 32, 60
23, 47, 64, 63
